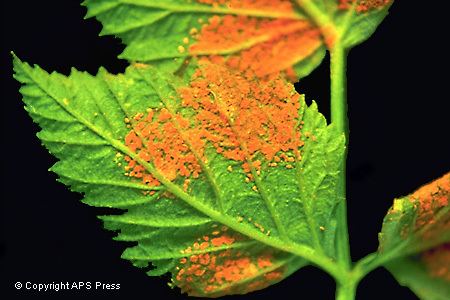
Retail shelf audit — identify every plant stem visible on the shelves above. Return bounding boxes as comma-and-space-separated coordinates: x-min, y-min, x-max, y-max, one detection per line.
330, 43, 351, 272
330, 44, 348, 137
336, 278, 358, 300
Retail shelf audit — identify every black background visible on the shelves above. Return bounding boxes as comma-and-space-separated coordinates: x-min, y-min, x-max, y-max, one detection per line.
1, 1, 449, 299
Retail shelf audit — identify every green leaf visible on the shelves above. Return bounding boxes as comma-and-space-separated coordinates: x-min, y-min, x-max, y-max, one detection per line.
82, 0, 393, 81
376, 173, 450, 299
13, 54, 345, 297
386, 256, 450, 300
378, 173, 450, 259
82, 0, 325, 79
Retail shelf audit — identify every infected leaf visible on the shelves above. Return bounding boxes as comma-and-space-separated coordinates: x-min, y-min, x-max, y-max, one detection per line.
13, 54, 344, 297
83, 0, 393, 80
378, 173, 450, 300
379, 173, 450, 254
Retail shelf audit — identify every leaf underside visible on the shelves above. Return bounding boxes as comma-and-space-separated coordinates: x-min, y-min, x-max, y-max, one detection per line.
14, 55, 344, 297
83, 0, 392, 81
378, 173, 450, 300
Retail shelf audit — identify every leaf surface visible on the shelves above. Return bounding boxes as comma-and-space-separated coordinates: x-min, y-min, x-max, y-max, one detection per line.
14, 55, 345, 297
83, 0, 393, 80
377, 173, 450, 300
83, 0, 323, 79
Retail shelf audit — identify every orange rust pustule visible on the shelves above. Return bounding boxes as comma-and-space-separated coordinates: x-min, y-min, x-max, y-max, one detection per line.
174, 230, 282, 297
338, 0, 391, 13
178, 57, 303, 178
189, 14, 321, 78
123, 109, 202, 188
122, 59, 305, 189
410, 172, 450, 229
196, 0, 293, 12
422, 243, 450, 282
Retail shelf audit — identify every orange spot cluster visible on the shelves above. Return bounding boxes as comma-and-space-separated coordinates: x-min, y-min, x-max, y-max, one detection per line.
174, 228, 282, 296
196, 0, 293, 12
123, 109, 202, 188
411, 172, 450, 229
422, 243, 450, 282
122, 60, 305, 189
338, 0, 391, 12
189, 14, 321, 79
178, 57, 303, 179
338, 0, 354, 9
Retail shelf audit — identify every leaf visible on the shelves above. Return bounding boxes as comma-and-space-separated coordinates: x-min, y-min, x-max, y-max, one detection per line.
82, 0, 325, 80
379, 173, 450, 258
13, 54, 345, 297
377, 173, 450, 299
386, 254, 450, 300
84, 0, 325, 80
340, 1, 393, 48
82, 0, 392, 80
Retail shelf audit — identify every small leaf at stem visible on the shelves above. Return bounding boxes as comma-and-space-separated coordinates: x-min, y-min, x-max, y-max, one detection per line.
377, 172, 450, 299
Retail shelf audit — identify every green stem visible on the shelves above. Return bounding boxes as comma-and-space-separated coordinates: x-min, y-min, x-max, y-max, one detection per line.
330, 43, 351, 272
330, 44, 348, 136
336, 278, 358, 300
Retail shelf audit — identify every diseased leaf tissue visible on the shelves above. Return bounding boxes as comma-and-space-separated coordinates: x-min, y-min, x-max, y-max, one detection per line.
12, 0, 449, 299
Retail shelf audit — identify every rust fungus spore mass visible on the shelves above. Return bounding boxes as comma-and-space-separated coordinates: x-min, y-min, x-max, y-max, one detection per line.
410, 173, 450, 282
190, 0, 321, 79
411, 172, 449, 230
174, 227, 284, 297
123, 58, 304, 189
338, 0, 391, 12
196, 0, 293, 12
123, 108, 201, 190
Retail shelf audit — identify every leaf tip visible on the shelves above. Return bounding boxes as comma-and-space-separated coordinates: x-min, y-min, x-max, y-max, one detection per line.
11, 52, 24, 71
